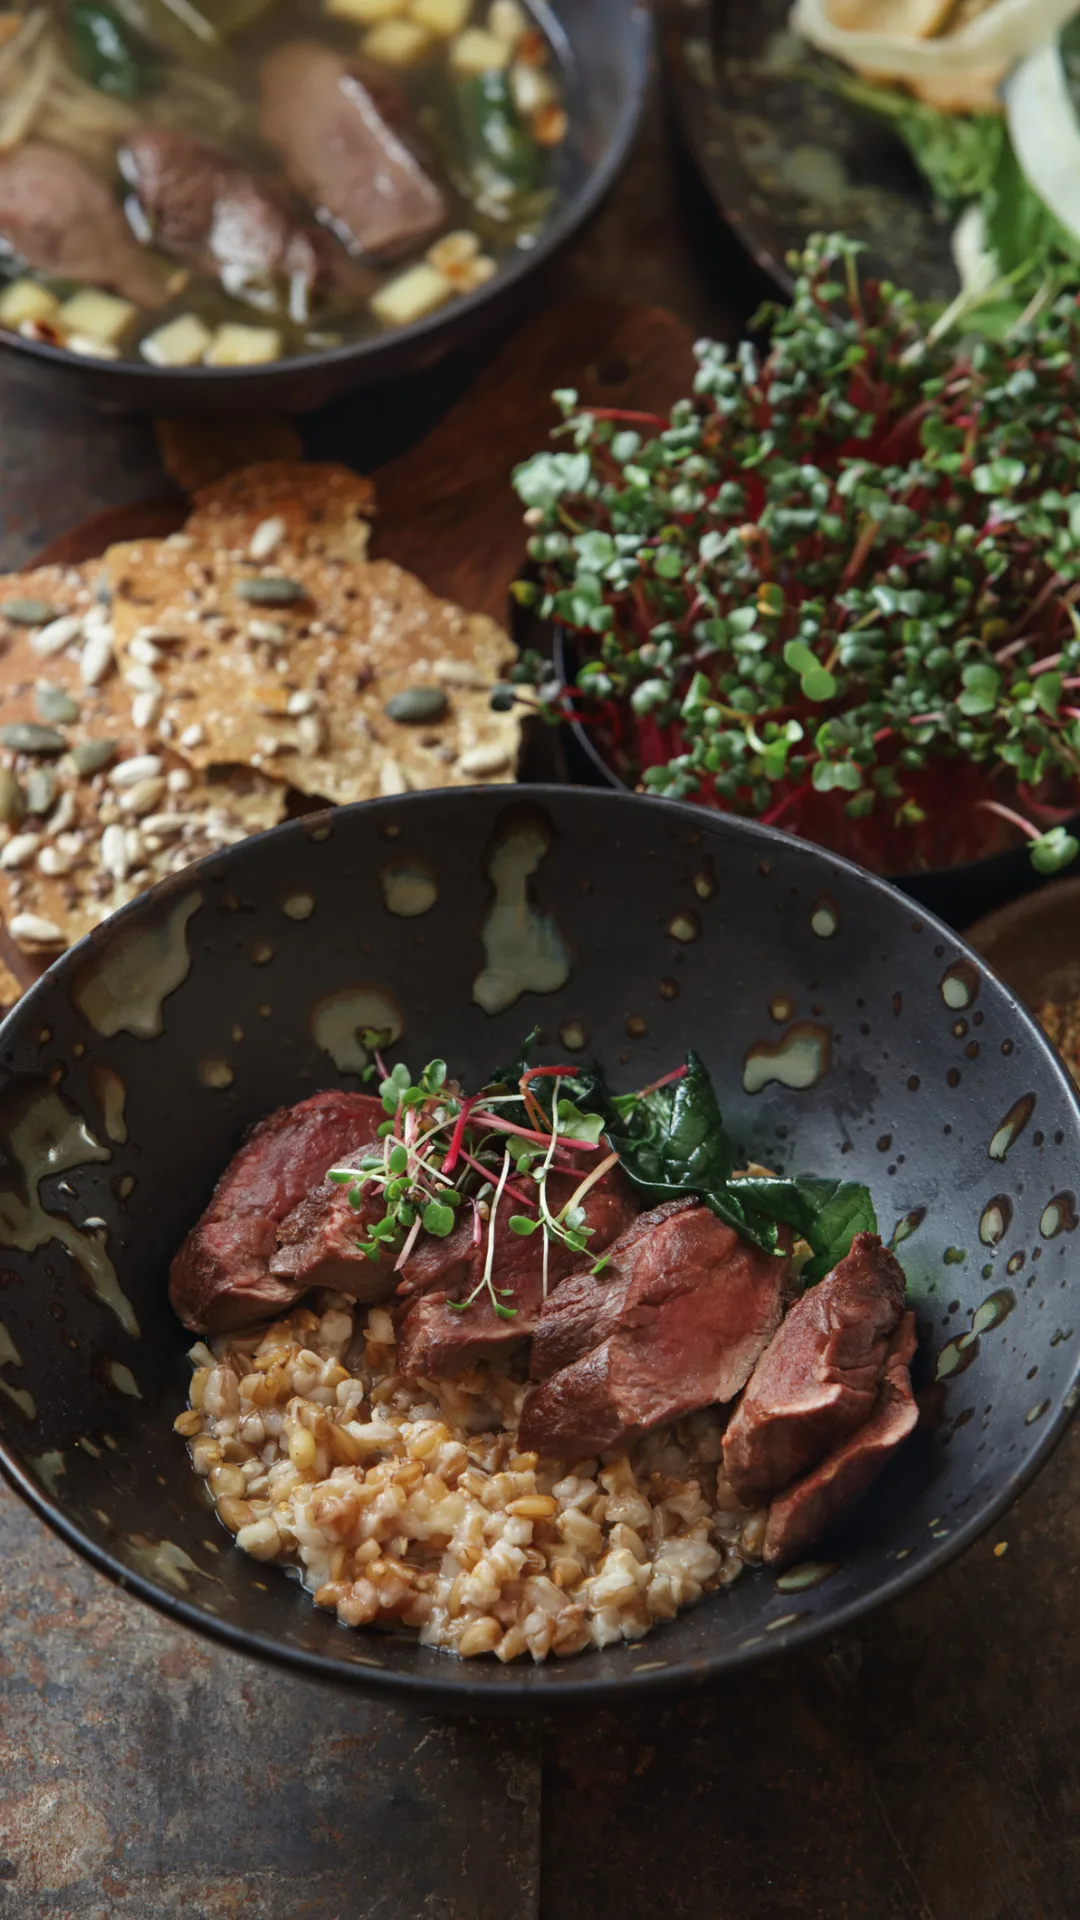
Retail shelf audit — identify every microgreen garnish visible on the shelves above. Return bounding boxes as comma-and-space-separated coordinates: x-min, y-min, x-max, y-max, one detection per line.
330, 1039, 879, 1316
512, 232, 1080, 876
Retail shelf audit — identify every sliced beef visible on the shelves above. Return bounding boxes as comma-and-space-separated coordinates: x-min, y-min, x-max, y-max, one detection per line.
722, 1233, 908, 1506
269, 1148, 401, 1305
762, 1312, 918, 1567
529, 1198, 699, 1382
120, 127, 324, 297
395, 1160, 639, 1378
169, 1091, 385, 1334
517, 1205, 791, 1458
258, 43, 446, 258
0, 142, 168, 308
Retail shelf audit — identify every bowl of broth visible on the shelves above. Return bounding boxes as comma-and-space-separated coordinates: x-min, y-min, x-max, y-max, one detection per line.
0, 0, 651, 410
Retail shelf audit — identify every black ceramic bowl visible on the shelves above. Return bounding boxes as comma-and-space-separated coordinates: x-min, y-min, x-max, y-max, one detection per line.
0, 0, 651, 416
552, 632, 1080, 932
1, 786, 1078, 1709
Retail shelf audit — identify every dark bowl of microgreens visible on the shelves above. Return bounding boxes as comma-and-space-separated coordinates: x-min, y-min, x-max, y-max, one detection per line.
508, 233, 1080, 931
1, 783, 1079, 1708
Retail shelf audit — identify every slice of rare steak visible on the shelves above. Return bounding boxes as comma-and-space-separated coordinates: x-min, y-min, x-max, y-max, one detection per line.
722, 1232, 908, 1506
761, 1311, 918, 1567
517, 1206, 791, 1458
169, 1091, 385, 1334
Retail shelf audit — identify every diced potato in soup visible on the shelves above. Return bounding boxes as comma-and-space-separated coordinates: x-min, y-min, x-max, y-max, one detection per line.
0, 0, 567, 365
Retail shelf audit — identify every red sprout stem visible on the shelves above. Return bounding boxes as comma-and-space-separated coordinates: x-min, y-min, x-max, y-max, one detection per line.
373, 1049, 390, 1081
633, 1064, 689, 1101
442, 1095, 480, 1176
584, 408, 667, 428
976, 798, 1039, 843
762, 781, 810, 828
472, 1113, 599, 1150
455, 1147, 535, 1209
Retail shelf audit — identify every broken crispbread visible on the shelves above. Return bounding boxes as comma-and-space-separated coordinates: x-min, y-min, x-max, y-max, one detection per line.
0, 952, 22, 1011
184, 460, 377, 566
0, 562, 285, 958
105, 536, 520, 804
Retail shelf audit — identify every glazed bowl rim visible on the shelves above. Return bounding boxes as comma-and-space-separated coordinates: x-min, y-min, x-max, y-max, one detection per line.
1, 783, 1078, 1707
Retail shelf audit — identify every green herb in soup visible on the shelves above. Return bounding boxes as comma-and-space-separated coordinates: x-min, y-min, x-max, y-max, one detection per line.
0, 0, 566, 365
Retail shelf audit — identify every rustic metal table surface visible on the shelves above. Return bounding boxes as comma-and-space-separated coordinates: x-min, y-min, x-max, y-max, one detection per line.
2, 89, 1080, 1920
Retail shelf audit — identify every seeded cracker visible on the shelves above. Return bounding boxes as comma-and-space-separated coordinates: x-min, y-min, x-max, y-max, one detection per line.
185, 461, 376, 566
0, 953, 21, 1011
0, 562, 285, 958
105, 536, 521, 803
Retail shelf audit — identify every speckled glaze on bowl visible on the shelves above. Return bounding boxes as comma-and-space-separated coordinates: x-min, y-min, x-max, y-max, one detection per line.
1, 786, 1078, 1709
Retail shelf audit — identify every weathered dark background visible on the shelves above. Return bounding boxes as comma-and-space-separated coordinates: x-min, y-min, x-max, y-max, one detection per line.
2, 88, 1080, 1920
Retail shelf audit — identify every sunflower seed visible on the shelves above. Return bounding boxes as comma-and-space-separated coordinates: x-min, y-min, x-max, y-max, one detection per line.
125, 826, 144, 869
124, 664, 161, 694
37, 844, 75, 876
50, 790, 77, 834
179, 723, 205, 749
0, 831, 42, 868
35, 683, 79, 724
235, 576, 307, 606
456, 742, 511, 777
80, 630, 114, 686
23, 768, 56, 814
0, 723, 66, 755
432, 658, 490, 689
70, 738, 118, 776
129, 635, 163, 667
2, 597, 56, 625
122, 776, 166, 816
385, 687, 449, 725
110, 755, 162, 788
100, 823, 130, 879
379, 757, 409, 796
141, 812, 189, 838
31, 613, 83, 656
297, 712, 326, 755
249, 515, 287, 562
286, 690, 316, 716
9, 911, 63, 945
0, 768, 20, 823
167, 767, 192, 792
247, 618, 290, 645
131, 688, 163, 730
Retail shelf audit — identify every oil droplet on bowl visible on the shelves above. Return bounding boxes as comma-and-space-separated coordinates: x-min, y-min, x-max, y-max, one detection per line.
989, 1093, 1035, 1161
0, 1081, 136, 1335
889, 1207, 926, 1249
283, 892, 315, 921
810, 895, 839, 938
659, 978, 679, 1000
775, 1561, 839, 1593
31, 1449, 65, 1497
1041, 1192, 1078, 1238
743, 1023, 831, 1096
310, 986, 403, 1075
71, 890, 201, 1040
117, 1173, 135, 1200
941, 960, 980, 1010
666, 910, 701, 944
124, 1536, 201, 1594
473, 810, 570, 1016
769, 994, 795, 1024
198, 1060, 234, 1090
1026, 1399, 1050, 1425
250, 940, 273, 966
691, 863, 717, 901
104, 1359, 141, 1398
0, 1316, 35, 1419
559, 1020, 588, 1051
379, 858, 438, 919
970, 1289, 1016, 1337
90, 1063, 127, 1145
936, 1336, 979, 1381
979, 1196, 1013, 1245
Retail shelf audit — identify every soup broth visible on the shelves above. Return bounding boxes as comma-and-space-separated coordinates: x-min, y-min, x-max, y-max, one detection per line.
0, 0, 567, 364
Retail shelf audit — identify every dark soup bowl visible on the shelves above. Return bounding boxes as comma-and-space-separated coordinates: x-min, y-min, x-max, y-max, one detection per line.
1, 785, 1078, 1709
0, 0, 651, 416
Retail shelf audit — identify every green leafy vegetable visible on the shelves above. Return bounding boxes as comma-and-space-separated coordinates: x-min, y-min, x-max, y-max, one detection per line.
68, 0, 144, 96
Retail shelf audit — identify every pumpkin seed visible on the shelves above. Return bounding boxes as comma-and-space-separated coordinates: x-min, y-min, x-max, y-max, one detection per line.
0, 767, 21, 823
0, 723, 67, 755
234, 577, 307, 606
35, 683, 79, 724
23, 768, 56, 814
2, 597, 56, 625
385, 687, 449, 725
71, 737, 118, 776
